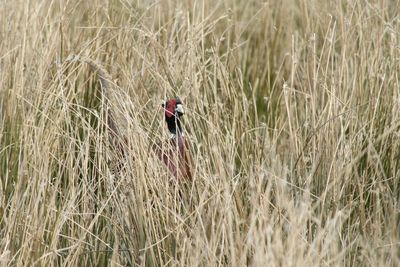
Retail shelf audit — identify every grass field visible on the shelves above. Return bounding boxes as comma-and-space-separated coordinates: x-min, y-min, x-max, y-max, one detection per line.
0, 0, 399, 266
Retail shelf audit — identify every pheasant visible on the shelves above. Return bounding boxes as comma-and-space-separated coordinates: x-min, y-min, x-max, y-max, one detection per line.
62, 56, 192, 180
153, 98, 193, 181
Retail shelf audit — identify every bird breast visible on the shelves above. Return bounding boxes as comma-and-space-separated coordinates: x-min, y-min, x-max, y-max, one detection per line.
153, 134, 192, 181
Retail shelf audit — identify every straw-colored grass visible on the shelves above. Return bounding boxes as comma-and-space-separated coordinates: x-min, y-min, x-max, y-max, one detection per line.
0, 0, 399, 266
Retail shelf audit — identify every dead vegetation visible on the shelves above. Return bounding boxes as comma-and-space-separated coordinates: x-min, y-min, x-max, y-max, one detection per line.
0, 0, 399, 266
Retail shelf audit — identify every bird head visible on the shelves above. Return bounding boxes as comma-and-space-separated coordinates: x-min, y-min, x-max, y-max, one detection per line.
162, 98, 184, 135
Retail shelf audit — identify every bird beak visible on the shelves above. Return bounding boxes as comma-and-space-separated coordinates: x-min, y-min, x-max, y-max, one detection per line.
175, 104, 184, 114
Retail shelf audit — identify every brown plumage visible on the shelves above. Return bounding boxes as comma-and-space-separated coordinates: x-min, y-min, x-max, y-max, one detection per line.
152, 98, 193, 181
63, 55, 128, 158
63, 56, 192, 179
153, 129, 193, 181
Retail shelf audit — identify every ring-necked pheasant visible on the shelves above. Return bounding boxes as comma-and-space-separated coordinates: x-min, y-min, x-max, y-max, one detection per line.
153, 98, 193, 181
62, 56, 192, 180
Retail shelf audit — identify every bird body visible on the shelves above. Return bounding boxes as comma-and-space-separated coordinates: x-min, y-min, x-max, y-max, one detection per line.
153, 131, 192, 181
63, 56, 192, 180
153, 98, 193, 181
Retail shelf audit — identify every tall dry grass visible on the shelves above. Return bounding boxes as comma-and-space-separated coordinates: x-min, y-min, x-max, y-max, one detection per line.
0, 0, 399, 266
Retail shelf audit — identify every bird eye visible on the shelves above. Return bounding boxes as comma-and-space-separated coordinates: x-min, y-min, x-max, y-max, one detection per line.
161, 100, 166, 108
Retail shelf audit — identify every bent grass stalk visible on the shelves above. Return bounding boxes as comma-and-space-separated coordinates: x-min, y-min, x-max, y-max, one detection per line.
0, 0, 399, 266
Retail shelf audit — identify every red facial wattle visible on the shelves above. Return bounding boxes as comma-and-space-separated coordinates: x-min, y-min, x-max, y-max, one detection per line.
165, 99, 177, 118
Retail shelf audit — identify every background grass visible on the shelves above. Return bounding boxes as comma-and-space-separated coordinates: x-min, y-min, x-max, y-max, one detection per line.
0, 0, 399, 266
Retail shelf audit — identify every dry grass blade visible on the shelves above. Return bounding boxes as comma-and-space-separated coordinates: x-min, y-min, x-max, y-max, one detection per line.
0, 0, 399, 266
